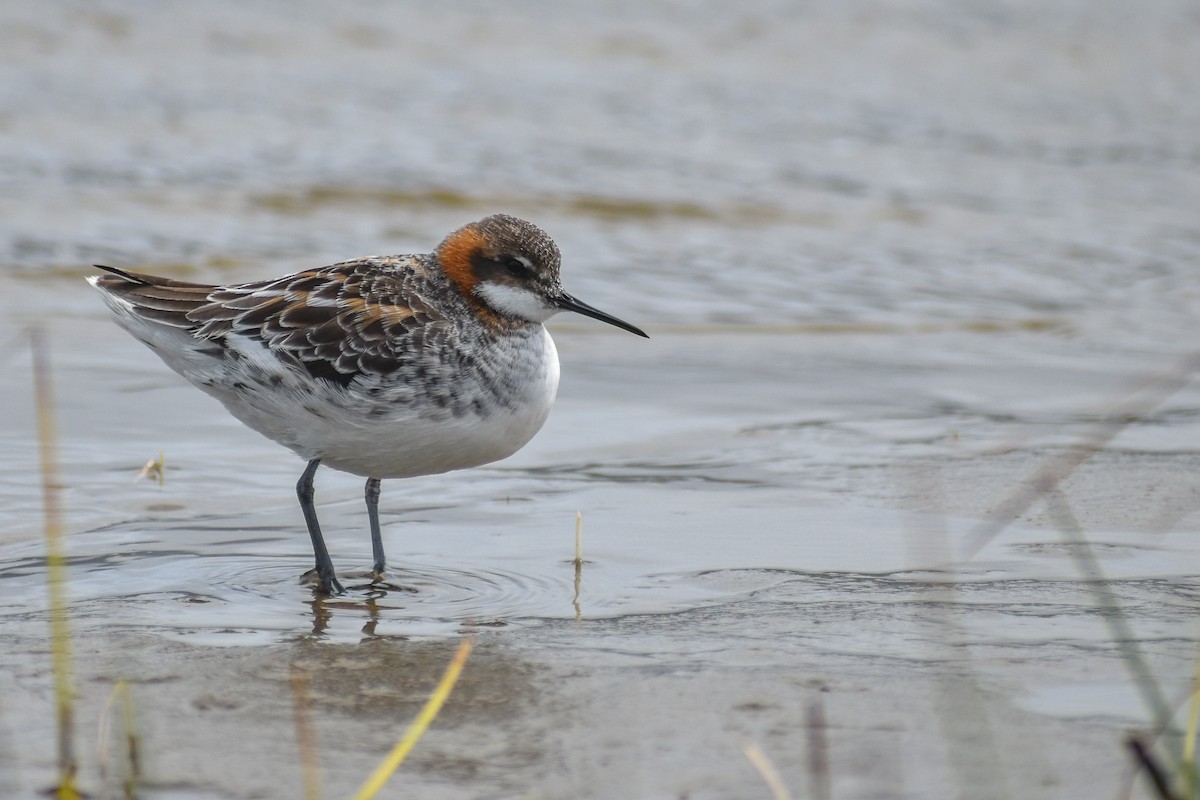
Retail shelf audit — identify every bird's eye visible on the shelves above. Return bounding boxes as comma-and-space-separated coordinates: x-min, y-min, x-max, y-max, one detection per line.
500, 256, 532, 278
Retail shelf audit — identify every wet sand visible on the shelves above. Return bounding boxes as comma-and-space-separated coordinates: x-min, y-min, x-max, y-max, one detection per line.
3, 1, 1200, 798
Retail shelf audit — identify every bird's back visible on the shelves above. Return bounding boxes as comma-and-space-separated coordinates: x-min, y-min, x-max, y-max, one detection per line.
90, 258, 561, 478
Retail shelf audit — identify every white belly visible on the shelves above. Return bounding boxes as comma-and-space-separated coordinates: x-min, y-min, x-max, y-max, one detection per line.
295, 396, 558, 478
174, 326, 561, 479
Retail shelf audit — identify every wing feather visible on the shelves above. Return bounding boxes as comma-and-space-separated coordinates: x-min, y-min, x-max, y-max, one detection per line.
91, 258, 450, 387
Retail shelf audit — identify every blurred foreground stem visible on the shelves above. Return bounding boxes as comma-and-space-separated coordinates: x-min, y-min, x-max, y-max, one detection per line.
351, 638, 473, 800
32, 330, 80, 798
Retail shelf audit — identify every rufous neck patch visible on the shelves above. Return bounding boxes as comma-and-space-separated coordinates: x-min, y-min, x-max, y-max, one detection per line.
435, 224, 511, 329
437, 224, 486, 300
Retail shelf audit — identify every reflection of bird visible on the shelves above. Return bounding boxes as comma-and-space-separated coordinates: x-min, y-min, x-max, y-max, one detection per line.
90, 214, 647, 594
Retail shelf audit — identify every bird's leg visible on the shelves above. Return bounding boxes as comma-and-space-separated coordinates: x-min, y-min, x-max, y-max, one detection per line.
365, 477, 386, 581
296, 459, 344, 595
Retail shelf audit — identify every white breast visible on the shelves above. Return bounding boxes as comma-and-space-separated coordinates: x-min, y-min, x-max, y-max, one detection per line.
208, 327, 562, 479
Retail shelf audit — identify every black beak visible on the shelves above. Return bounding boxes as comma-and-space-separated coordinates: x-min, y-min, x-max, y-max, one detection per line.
555, 292, 648, 338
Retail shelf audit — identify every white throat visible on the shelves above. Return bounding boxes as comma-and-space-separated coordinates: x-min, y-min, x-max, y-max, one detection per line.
475, 282, 558, 323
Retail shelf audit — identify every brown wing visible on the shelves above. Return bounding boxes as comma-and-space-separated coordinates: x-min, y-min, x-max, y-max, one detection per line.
91, 265, 216, 325
94, 259, 449, 387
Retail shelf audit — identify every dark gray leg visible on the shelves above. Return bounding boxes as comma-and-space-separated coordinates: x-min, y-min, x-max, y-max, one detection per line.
296, 459, 344, 595
365, 477, 386, 579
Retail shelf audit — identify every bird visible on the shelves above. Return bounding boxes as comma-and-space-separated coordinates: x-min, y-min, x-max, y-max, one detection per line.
89, 213, 647, 595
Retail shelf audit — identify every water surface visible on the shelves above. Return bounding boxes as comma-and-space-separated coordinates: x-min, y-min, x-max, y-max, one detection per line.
2, 2, 1199, 798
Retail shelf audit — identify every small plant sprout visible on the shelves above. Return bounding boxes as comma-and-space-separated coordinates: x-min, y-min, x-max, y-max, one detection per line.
574, 511, 583, 566
134, 450, 165, 485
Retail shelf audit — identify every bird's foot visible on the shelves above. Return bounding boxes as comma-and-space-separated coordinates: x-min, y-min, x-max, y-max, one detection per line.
342, 566, 416, 594
300, 567, 345, 595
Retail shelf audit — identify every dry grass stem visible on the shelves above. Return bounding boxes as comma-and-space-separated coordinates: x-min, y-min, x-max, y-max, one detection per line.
742, 741, 792, 800
573, 512, 583, 620
806, 697, 831, 800
1129, 736, 1183, 800
1044, 489, 1177, 747
351, 638, 474, 800
574, 511, 583, 565
1183, 657, 1200, 797
32, 330, 80, 799
96, 680, 140, 800
951, 351, 1200, 794
964, 351, 1200, 558
289, 668, 323, 800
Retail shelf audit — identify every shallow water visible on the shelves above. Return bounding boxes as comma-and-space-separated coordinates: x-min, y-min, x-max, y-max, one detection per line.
3, 1, 1200, 798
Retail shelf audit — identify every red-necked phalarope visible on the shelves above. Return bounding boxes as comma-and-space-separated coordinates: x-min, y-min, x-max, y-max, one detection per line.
90, 214, 647, 594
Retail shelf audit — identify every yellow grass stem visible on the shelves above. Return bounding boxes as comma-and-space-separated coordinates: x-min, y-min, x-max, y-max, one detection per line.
351, 638, 473, 800
742, 741, 792, 800
32, 330, 80, 799
98, 680, 140, 798
1183, 656, 1200, 796
290, 669, 324, 800
97, 682, 118, 789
